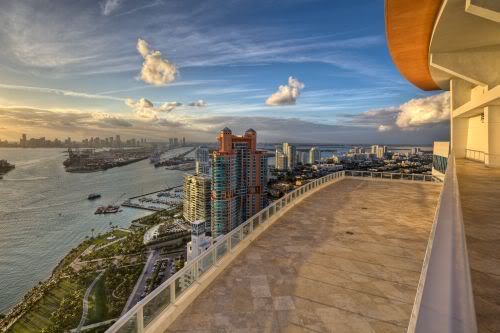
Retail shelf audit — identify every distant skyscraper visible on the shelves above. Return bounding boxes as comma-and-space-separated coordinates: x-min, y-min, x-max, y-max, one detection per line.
286, 144, 296, 170
211, 128, 268, 237
174, 138, 179, 146
115, 135, 121, 147
182, 137, 186, 146
296, 151, 307, 165
309, 147, 321, 164
183, 174, 211, 225
20, 134, 27, 148
370, 145, 387, 159
275, 149, 288, 170
195, 146, 210, 175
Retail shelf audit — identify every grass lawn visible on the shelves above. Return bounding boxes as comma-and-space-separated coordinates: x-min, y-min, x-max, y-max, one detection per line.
8, 279, 79, 333
87, 275, 108, 325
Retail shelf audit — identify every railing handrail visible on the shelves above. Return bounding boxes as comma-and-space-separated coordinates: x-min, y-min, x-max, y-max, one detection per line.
465, 148, 500, 157
107, 169, 440, 333
407, 152, 477, 333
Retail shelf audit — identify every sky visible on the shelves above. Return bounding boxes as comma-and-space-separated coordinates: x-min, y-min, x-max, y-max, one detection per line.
0, 0, 451, 144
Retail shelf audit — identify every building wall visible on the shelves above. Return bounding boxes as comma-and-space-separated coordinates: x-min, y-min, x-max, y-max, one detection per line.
466, 114, 487, 153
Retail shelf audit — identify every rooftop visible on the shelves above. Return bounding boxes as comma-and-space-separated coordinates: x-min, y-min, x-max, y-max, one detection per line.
166, 178, 441, 332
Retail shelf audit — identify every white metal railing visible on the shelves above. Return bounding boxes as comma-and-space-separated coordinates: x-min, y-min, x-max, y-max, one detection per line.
106, 170, 440, 333
407, 153, 477, 333
465, 149, 486, 162
465, 148, 500, 166
344, 170, 438, 182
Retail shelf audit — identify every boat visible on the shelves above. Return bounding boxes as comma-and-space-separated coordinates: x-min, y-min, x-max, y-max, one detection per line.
87, 193, 102, 200
0, 160, 15, 177
94, 205, 121, 214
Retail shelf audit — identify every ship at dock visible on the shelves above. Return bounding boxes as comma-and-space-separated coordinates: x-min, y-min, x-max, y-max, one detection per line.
94, 205, 121, 214
63, 147, 151, 173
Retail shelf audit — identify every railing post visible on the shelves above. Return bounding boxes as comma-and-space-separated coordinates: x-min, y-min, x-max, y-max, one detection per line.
170, 280, 176, 304
137, 305, 145, 333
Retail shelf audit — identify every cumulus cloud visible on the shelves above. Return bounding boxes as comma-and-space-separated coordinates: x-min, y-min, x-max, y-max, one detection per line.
136, 38, 178, 86
378, 124, 392, 132
91, 112, 133, 127
125, 98, 181, 119
266, 77, 304, 106
100, 0, 123, 16
188, 100, 207, 107
396, 92, 450, 129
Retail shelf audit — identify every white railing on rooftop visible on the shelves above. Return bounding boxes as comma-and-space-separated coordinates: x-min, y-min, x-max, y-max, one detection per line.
465, 148, 500, 166
107, 170, 440, 333
344, 170, 437, 182
407, 153, 477, 333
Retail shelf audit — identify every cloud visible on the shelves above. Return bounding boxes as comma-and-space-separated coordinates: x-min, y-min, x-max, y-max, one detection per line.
0, 83, 123, 102
125, 98, 181, 119
266, 77, 304, 106
378, 125, 392, 132
188, 100, 207, 107
136, 38, 178, 86
100, 0, 124, 16
91, 112, 133, 127
396, 92, 450, 129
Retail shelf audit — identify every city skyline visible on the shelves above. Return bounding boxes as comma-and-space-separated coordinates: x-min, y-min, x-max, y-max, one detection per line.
0, 0, 450, 144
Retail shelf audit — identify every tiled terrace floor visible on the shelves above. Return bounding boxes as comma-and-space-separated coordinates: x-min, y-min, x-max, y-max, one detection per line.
167, 179, 441, 333
456, 159, 500, 333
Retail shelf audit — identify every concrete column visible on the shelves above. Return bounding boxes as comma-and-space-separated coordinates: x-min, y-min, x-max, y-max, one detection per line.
450, 79, 470, 158
486, 106, 500, 168
452, 117, 469, 158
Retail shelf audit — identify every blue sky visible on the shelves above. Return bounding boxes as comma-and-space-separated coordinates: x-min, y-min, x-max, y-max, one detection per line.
0, 0, 450, 144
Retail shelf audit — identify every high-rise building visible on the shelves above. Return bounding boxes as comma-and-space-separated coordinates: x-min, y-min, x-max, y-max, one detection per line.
309, 147, 321, 164
370, 145, 387, 159
275, 149, 287, 170
298, 151, 308, 165
281, 142, 297, 169
211, 128, 268, 237
20, 134, 27, 148
182, 137, 186, 146
115, 135, 121, 147
174, 138, 179, 146
183, 174, 211, 225
285, 144, 296, 170
195, 146, 210, 175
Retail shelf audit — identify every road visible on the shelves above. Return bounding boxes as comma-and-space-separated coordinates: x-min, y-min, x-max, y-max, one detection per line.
121, 249, 159, 314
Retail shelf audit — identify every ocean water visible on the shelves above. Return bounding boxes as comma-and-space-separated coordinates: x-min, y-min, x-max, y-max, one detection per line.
0, 148, 189, 313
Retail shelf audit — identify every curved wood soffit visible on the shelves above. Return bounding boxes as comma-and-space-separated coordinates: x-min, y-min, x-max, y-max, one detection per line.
385, 0, 443, 91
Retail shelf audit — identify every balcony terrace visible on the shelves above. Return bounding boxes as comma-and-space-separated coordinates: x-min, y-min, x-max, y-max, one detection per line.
456, 159, 500, 333
165, 178, 441, 332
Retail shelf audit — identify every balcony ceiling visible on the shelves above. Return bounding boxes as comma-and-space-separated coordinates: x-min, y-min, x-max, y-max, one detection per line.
385, 0, 443, 91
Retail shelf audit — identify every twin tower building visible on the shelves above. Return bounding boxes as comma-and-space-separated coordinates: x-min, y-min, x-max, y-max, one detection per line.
183, 128, 268, 238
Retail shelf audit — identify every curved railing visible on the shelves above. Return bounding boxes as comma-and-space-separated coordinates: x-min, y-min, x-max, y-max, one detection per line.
344, 170, 437, 182
407, 153, 477, 333
107, 169, 441, 333
107, 171, 347, 333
